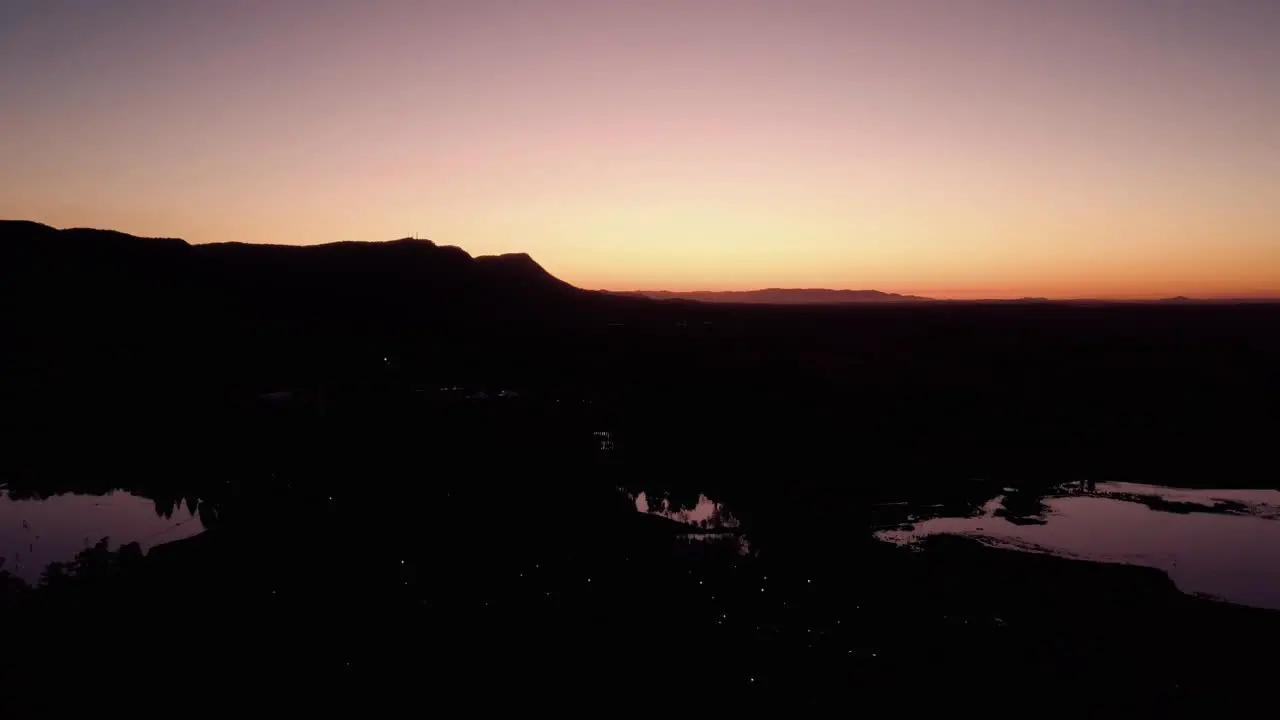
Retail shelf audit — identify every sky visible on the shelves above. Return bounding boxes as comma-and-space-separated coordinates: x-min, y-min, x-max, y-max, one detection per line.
1, 0, 1277, 299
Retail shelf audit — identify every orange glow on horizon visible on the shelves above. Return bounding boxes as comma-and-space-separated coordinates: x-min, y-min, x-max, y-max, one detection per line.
2, 1, 1277, 301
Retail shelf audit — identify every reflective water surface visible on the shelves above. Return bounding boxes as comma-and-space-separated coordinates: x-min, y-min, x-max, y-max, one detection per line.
634, 491, 751, 555
5, 477, 1279, 610
0, 488, 205, 584
634, 491, 740, 529
877, 481, 1280, 610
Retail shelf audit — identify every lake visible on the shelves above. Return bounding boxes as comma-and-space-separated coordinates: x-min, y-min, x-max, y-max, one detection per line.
876, 481, 1280, 610
633, 490, 751, 555
0, 488, 206, 585
4, 479, 1279, 611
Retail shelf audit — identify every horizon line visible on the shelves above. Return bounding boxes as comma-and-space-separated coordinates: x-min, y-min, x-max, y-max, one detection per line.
11, 219, 1280, 303
608, 288, 1280, 303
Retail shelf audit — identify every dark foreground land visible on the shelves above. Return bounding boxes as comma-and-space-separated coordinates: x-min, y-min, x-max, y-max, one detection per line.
2, 222, 1279, 711
2, 425, 1277, 714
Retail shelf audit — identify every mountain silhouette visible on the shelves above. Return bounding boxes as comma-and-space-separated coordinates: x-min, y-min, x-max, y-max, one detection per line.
3, 220, 1278, 490
616, 288, 932, 304
0, 221, 607, 419
1, 221, 582, 320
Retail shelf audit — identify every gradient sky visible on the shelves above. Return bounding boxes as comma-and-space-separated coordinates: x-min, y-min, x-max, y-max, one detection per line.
2, 0, 1277, 298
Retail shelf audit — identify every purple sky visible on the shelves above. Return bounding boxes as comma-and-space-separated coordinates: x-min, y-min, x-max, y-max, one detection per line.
2, 0, 1277, 297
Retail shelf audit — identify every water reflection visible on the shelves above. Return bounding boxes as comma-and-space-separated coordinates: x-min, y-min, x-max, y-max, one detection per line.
876, 481, 1280, 610
671, 532, 752, 557
0, 488, 205, 584
632, 491, 751, 555
633, 491, 740, 529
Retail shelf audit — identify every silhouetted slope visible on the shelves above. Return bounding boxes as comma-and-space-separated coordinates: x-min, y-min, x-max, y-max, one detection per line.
476, 251, 577, 293
1, 222, 584, 322
1, 221, 191, 296
619, 288, 932, 304
1, 222, 197, 386
191, 238, 581, 327
0, 221, 597, 421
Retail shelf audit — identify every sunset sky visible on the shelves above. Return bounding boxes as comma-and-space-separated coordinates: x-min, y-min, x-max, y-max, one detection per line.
2, 0, 1277, 299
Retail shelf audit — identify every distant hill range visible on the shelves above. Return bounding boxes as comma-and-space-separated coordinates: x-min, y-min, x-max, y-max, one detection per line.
2, 220, 1277, 441
0, 220, 612, 398
615, 289, 933, 304
620, 290, 1279, 305
0, 222, 994, 315
0, 220, 584, 317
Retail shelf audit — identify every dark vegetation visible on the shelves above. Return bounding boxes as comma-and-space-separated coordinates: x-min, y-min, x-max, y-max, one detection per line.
2, 221, 1279, 710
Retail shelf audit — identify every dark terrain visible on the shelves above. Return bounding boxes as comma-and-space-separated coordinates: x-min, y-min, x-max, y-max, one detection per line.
2, 221, 1279, 711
